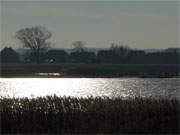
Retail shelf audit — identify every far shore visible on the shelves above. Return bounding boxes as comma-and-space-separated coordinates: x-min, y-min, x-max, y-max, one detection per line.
1, 63, 179, 78
1, 74, 180, 78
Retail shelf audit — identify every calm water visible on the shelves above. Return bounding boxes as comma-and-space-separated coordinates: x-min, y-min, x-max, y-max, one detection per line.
0, 78, 179, 98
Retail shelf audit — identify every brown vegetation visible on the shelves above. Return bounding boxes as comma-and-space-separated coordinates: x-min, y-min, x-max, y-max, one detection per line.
1, 96, 179, 134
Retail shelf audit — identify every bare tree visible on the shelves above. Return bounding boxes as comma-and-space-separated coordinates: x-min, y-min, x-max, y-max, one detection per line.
15, 26, 52, 63
110, 43, 130, 58
72, 41, 86, 52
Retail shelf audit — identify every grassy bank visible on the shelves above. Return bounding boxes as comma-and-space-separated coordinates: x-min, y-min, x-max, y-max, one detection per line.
1, 63, 179, 77
1, 96, 179, 134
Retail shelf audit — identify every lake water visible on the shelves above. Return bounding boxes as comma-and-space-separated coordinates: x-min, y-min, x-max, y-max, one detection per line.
0, 78, 179, 98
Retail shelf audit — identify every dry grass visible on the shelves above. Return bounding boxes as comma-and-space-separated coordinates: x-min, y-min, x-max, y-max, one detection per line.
0, 95, 179, 134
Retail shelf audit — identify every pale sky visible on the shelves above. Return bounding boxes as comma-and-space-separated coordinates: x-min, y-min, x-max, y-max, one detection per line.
1, 0, 179, 49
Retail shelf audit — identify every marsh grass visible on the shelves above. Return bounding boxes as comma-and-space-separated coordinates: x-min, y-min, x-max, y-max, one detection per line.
0, 95, 179, 134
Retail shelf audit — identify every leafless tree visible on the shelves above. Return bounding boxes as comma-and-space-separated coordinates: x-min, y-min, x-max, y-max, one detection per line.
110, 43, 130, 58
15, 26, 52, 63
72, 41, 86, 52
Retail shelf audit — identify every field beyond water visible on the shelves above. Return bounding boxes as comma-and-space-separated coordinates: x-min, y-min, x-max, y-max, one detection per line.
1, 63, 179, 77
1, 96, 179, 134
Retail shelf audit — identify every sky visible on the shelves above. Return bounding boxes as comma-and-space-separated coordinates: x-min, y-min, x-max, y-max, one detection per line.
1, 0, 179, 49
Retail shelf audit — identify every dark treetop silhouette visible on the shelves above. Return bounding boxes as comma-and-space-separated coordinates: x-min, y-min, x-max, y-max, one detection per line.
0, 47, 19, 63
15, 26, 52, 63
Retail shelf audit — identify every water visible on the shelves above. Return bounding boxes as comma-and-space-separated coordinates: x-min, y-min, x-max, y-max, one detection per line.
0, 78, 179, 98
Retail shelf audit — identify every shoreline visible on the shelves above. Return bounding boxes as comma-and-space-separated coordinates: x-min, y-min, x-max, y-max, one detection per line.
1, 74, 179, 78
1, 63, 179, 78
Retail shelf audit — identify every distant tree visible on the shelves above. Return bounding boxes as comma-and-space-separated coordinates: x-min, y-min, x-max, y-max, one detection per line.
110, 43, 130, 58
97, 50, 113, 63
165, 48, 180, 53
45, 50, 69, 63
110, 43, 130, 63
15, 26, 52, 63
0, 47, 20, 63
127, 50, 146, 64
70, 51, 96, 63
72, 41, 86, 52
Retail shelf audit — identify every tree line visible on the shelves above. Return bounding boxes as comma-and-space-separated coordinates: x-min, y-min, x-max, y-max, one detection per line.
1, 45, 179, 65
0, 26, 179, 64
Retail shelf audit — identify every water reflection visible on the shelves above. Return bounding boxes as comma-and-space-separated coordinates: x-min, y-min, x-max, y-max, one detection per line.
35, 73, 61, 76
0, 78, 179, 98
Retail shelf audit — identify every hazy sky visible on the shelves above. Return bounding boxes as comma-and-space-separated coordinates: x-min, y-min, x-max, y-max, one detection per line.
1, 0, 179, 49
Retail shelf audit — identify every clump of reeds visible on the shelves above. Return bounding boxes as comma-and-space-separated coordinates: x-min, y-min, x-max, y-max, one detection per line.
0, 95, 179, 134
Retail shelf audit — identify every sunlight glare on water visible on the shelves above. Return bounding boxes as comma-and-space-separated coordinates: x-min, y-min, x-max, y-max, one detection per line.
0, 78, 179, 98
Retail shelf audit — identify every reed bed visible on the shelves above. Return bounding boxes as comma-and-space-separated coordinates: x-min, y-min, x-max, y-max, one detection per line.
0, 95, 179, 134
